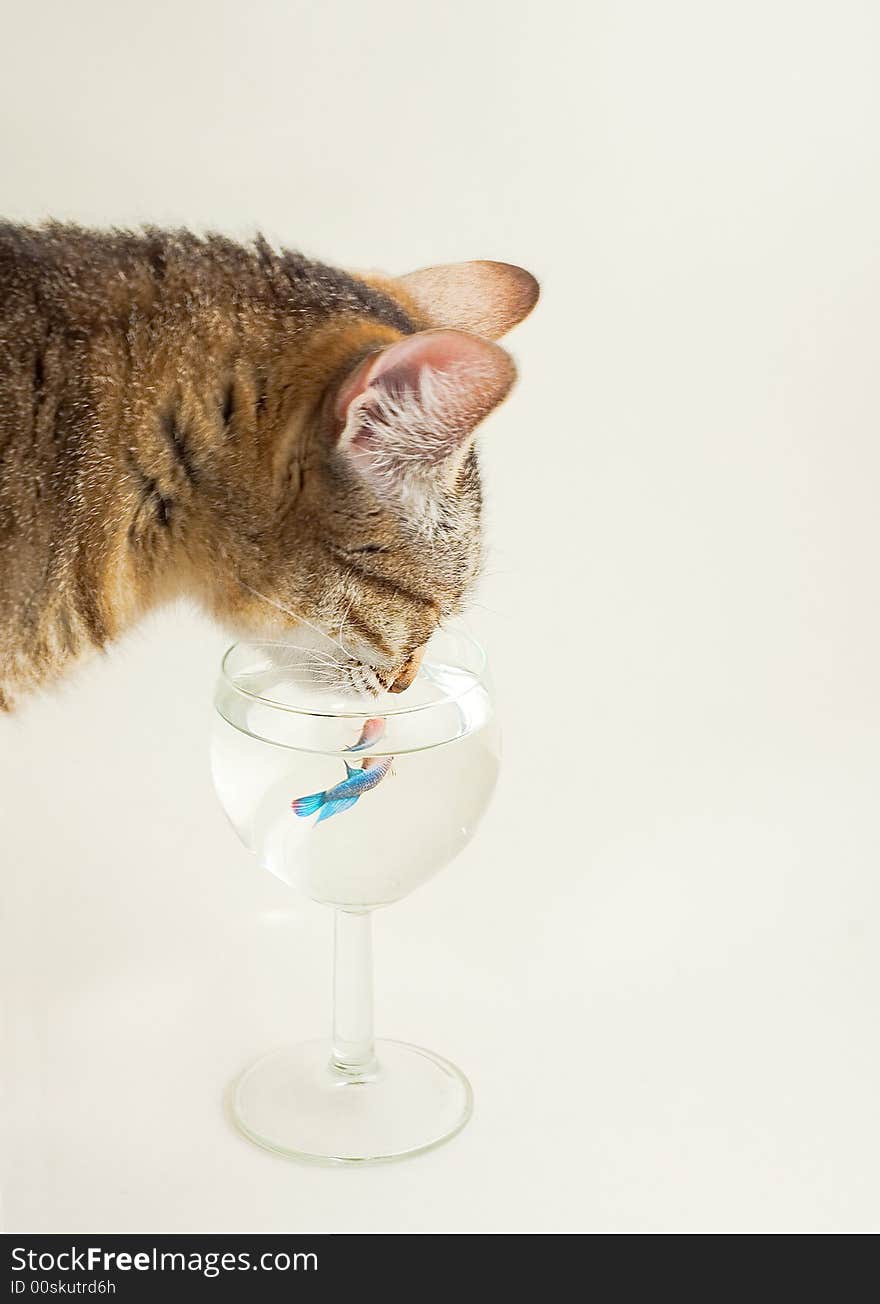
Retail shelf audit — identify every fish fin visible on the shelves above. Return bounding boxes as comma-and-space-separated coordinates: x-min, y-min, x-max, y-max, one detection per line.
315, 795, 359, 824
344, 760, 359, 779
291, 790, 326, 817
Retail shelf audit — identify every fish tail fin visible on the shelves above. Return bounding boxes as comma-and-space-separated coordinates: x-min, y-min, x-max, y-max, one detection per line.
291, 790, 327, 817
315, 795, 359, 824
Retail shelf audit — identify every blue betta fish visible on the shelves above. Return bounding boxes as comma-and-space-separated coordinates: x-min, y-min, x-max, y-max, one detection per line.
292, 756, 394, 824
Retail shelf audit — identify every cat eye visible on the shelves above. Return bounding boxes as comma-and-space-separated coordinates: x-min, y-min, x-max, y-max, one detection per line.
324, 539, 388, 560
344, 543, 387, 556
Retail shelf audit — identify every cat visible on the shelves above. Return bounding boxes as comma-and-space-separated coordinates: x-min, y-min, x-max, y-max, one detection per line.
0, 223, 538, 709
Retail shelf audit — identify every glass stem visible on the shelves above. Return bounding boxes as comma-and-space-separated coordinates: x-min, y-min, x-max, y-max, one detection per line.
331, 909, 377, 1076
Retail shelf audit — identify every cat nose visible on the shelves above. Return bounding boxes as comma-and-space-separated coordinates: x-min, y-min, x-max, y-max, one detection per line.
388, 646, 425, 693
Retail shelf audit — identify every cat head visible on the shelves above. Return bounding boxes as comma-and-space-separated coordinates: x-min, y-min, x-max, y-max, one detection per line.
201, 259, 538, 695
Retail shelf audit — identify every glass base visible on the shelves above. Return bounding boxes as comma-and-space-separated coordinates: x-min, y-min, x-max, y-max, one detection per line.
232, 1038, 473, 1164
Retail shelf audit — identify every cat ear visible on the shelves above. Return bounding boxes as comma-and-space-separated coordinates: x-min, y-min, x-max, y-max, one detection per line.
334, 329, 516, 495
398, 261, 539, 340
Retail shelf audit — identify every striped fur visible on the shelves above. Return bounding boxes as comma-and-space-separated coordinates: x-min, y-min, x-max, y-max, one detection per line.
0, 223, 537, 706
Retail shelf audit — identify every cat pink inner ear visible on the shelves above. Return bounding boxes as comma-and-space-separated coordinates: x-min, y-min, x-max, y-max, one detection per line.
334, 329, 516, 486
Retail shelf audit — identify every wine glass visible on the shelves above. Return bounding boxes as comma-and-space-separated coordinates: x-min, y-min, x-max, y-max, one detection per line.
210, 626, 499, 1163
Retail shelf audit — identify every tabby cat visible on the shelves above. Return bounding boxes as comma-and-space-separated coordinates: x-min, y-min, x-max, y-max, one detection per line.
0, 224, 538, 709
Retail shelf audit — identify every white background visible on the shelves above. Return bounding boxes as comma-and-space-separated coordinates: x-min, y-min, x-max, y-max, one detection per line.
2, 0, 879, 1233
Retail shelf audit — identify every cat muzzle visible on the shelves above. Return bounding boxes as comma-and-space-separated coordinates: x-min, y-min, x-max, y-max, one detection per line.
388, 646, 425, 693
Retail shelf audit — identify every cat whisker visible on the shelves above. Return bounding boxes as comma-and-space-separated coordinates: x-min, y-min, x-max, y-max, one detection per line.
248, 643, 347, 673
234, 661, 342, 685
336, 590, 357, 659
237, 580, 352, 658
233, 644, 346, 675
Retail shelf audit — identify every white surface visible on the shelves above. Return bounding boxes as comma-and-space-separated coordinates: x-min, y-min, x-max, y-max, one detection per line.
2, 0, 880, 1233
